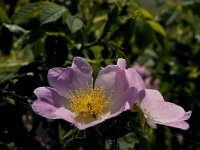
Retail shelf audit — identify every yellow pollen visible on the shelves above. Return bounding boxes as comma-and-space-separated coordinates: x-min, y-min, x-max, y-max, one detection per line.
69, 85, 111, 119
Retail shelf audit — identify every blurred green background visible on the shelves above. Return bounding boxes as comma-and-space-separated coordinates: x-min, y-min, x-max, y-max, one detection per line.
0, 0, 200, 149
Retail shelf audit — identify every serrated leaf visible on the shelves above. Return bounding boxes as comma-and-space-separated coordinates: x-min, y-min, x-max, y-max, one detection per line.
11, 2, 43, 22
0, 8, 10, 24
40, 4, 67, 25
146, 20, 166, 36
66, 16, 83, 33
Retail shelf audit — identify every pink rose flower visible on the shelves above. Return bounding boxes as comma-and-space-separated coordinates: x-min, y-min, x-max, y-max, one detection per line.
32, 57, 138, 130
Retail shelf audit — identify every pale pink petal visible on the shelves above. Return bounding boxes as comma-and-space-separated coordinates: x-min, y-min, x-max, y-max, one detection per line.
107, 87, 138, 114
161, 121, 189, 130
32, 100, 74, 123
47, 57, 92, 97
32, 87, 74, 123
32, 99, 59, 119
74, 118, 107, 130
95, 65, 129, 98
54, 107, 74, 123
178, 111, 192, 121
139, 89, 187, 123
103, 101, 135, 121
138, 89, 164, 105
117, 58, 127, 69
125, 68, 146, 91
33, 87, 67, 107
146, 118, 190, 130
116, 59, 146, 91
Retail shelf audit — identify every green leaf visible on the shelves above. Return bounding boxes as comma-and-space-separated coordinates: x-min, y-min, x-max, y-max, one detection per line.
146, 20, 166, 36
11, 2, 43, 22
63, 128, 78, 140
0, 8, 10, 24
40, 4, 67, 25
139, 8, 153, 19
66, 16, 83, 33
4, 24, 26, 34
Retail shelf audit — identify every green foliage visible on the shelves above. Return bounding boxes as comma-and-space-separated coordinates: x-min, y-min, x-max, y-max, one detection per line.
66, 16, 83, 33
40, 3, 67, 25
0, 8, 10, 24
146, 20, 166, 36
11, 2, 43, 23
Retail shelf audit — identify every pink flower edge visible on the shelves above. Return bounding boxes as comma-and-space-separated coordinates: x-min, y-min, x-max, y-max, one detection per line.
117, 58, 146, 91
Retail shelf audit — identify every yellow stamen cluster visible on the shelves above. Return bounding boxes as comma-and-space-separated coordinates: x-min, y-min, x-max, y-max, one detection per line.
69, 85, 111, 119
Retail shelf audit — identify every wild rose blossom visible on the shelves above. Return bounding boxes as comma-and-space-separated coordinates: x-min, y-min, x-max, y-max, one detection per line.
32, 57, 138, 130
116, 58, 191, 130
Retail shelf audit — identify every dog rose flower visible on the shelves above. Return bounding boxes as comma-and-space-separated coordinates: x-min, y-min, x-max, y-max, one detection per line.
32, 57, 138, 130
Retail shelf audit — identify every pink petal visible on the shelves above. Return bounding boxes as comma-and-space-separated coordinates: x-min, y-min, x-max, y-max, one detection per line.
178, 111, 192, 121
117, 58, 127, 69
74, 117, 107, 130
125, 68, 146, 91
32, 87, 74, 123
32, 99, 58, 119
33, 101, 74, 123
54, 107, 74, 123
139, 89, 187, 123
116, 58, 146, 91
161, 121, 189, 130
47, 57, 92, 98
95, 65, 138, 120
108, 87, 138, 114
95, 65, 129, 98
33, 87, 67, 107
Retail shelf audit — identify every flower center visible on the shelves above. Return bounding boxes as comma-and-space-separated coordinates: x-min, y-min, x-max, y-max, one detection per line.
69, 85, 111, 119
